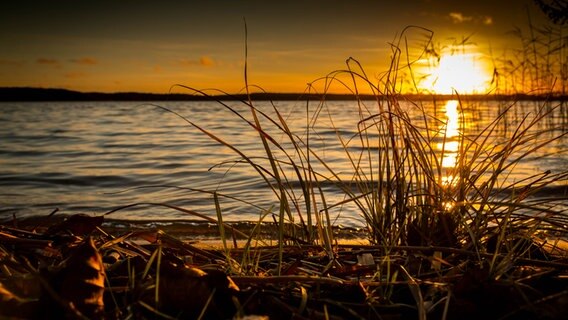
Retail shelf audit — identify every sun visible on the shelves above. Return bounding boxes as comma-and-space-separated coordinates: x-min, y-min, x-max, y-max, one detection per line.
420, 53, 491, 94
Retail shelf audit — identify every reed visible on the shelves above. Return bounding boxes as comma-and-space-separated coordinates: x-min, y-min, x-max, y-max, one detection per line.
144, 25, 567, 277
493, 9, 567, 95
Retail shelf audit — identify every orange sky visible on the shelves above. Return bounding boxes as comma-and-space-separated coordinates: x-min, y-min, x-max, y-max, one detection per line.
0, 0, 554, 94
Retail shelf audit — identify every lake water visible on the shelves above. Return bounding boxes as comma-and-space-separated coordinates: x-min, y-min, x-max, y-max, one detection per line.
0, 99, 566, 228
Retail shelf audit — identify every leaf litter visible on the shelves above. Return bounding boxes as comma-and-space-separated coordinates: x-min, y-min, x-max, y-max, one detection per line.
1, 213, 568, 319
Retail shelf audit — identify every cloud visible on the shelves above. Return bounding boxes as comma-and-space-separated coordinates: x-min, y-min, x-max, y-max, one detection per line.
69, 57, 98, 65
199, 56, 215, 67
64, 72, 87, 79
37, 57, 98, 67
36, 58, 59, 65
0, 59, 24, 66
179, 56, 216, 67
178, 58, 195, 66
449, 12, 473, 23
449, 12, 494, 25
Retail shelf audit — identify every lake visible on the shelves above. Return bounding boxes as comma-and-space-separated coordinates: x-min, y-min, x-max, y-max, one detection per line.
0, 99, 566, 228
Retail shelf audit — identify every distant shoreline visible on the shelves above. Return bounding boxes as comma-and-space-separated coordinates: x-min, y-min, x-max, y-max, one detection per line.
1, 87, 567, 102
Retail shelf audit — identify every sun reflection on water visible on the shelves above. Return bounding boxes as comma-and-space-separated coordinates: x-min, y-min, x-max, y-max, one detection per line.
444, 100, 460, 138
439, 141, 459, 168
437, 100, 461, 187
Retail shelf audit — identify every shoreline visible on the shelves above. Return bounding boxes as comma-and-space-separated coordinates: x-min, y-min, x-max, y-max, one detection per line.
2, 87, 568, 102
6, 213, 566, 254
4, 214, 371, 243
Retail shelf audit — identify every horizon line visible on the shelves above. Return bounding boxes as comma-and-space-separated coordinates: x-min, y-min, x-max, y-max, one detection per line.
1, 86, 567, 102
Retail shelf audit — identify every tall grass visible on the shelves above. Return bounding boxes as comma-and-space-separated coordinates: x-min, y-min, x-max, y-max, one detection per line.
151, 26, 567, 278
493, 9, 567, 95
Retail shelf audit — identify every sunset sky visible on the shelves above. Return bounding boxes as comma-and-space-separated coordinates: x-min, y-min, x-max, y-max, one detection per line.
0, 0, 554, 94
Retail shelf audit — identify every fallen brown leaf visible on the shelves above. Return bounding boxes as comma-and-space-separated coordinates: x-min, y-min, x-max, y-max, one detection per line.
40, 237, 105, 319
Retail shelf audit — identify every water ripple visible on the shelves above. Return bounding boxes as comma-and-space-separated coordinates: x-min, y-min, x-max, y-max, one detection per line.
0, 100, 565, 228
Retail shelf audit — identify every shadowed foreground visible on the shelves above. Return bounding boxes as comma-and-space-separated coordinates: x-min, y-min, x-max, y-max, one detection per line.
1, 214, 567, 320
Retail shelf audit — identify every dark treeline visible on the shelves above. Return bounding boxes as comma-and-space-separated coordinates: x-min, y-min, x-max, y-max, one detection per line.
1, 87, 567, 102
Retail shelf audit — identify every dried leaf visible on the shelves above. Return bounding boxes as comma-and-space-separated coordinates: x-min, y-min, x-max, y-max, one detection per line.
0, 282, 37, 318
142, 262, 239, 319
41, 237, 105, 319
1, 274, 41, 299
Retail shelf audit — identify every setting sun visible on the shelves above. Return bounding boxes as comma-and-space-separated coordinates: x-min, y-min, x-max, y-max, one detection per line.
420, 53, 491, 94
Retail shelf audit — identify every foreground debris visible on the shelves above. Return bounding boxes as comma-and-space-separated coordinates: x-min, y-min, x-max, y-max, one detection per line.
1, 214, 568, 319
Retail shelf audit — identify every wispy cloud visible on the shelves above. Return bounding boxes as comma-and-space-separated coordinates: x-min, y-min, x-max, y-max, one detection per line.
69, 57, 98, 65
36, 58, 59, 66
449, 12, 473, 23
37, 57, 98, 68
0, 59, 25, 66
482, 16, 493, 25
178, 59, 195, 66
64, 72, 87, 79
449, 12, 493, 25
199, 56, 215, 67
179, 55, 216, 67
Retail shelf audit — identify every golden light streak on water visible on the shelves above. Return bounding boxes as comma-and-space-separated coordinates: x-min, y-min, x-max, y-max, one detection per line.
444, 100, 460, 138
438, 140, 459, 168
440, 100, 461, 170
